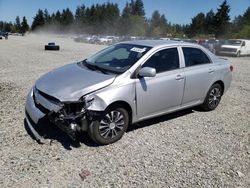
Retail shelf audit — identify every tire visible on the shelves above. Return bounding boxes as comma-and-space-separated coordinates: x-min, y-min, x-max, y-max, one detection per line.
200, 83, 222, 111
88, 107, 129, 145
45, 45, 60, 51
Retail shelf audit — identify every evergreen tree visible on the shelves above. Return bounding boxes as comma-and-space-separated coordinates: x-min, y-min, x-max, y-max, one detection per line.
31, 9, 45, 30
55, 10, 62, 23
15, 16, 21, 32
205, 10, 216, 35
131, 0, 145, 17
44, 9, 50, 24
20, 16, 29, 33
188, 13, 206, 37
61, 8, 74, 25
149, 11, 168, 36
75, 4, 86, 23
214, 0, 230, 37
120, 2, 132, 35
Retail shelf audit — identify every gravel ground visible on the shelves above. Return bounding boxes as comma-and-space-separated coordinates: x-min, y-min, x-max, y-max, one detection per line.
0, 34, 249, 187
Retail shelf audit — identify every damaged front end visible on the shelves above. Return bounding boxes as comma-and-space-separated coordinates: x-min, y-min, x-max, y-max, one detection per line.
48, 101, 90, 140
27, 87, 101, 141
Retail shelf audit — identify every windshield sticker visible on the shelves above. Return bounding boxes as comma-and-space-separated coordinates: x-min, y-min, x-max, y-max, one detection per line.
130, 47, 147, 53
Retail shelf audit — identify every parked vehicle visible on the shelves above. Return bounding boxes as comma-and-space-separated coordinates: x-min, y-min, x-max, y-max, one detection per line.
0, 31, 8, 39
44, 42, 60, 51
217, 39, 250, 57
202, 39, 219, 53
25, 40, 233, 145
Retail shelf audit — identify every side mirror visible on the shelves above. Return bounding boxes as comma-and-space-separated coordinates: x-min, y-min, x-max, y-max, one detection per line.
138, 67, 156, 77
242, 42, 245, 47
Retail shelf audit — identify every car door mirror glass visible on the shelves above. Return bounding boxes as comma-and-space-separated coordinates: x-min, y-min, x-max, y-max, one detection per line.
138, 67, 156, 77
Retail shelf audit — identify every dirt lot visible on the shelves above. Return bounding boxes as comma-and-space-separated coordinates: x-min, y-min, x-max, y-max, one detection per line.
0, 35, 249, 187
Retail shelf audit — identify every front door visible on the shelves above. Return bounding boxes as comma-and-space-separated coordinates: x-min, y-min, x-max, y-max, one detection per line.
135, 47, 185, 120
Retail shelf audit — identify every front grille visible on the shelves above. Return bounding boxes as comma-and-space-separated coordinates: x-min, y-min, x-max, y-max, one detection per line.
38, 89, 61, 104
221, 48, 237, 52
33, 87, 63, 113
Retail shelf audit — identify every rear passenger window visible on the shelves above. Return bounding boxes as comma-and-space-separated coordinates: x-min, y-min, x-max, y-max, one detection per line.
182, 47, 210, 67
142, 48, 179, 73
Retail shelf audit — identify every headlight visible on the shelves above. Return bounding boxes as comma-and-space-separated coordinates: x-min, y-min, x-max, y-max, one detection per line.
84, 95, 95, 108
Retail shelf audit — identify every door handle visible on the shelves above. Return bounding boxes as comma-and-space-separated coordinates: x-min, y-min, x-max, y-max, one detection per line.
175, 74, 184, 80
208, 68, 215, 73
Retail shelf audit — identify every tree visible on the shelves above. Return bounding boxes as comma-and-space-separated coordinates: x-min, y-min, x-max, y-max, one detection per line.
61, 8, 74, 25
44, 9, 50, 24
15, 16, 21, 32
119, 0, 146, 36
20, 16, 29, 33
55, 10, 62, 23
205, 10, 216, 35
214, 0, 230, 37
31, 9, 45, 30
120, 2, 132, 35
234, 24, 250, 38
148, 10, 168, 37
188, 13, 206, 37
75, 4, 86, 23
131, 0, 145, 17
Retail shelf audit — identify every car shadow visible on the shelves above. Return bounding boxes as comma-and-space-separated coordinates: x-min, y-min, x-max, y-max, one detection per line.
24, 107, 196, 149
127, 108, 194, 132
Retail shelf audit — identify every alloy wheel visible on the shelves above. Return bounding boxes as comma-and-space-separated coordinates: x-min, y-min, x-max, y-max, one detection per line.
208, 87, 221, 109
98, 110, 125, 139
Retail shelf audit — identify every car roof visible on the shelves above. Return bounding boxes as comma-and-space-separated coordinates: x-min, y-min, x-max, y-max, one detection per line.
120, 40, 197, 48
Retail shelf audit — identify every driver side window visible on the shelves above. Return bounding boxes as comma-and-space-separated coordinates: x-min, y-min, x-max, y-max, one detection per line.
142, 48, 180, 73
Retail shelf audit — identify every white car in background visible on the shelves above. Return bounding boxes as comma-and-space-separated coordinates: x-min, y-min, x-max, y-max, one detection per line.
219, 39, 250, 57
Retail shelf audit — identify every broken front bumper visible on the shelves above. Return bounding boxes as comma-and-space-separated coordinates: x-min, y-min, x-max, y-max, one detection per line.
25, 88, 64, 140
25, 89, 46, 140
25, 89, 45, 123
25, 88, 93, 141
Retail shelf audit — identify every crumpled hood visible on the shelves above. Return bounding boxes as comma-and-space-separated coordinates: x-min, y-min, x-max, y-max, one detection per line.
35, 63, 116, 101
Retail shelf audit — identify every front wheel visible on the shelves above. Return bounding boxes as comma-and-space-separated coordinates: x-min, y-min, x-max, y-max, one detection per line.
88, 107, 129, 145
200, 83, 222, 111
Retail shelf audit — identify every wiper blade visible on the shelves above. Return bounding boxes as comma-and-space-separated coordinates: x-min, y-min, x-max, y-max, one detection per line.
84, 61, 108, 74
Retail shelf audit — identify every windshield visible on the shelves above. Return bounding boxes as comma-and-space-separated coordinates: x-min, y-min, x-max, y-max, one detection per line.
227, 40, 242, 46
84, 44, 151, 74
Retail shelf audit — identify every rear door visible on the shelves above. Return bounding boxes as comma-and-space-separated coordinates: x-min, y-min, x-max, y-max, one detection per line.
135, 47, 185, 120
181, 47, 216, 106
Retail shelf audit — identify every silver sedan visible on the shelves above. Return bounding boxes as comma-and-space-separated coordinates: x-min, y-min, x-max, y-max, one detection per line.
25, 40, 233, 145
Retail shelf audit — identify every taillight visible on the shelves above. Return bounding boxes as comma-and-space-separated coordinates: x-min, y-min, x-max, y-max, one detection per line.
230, 65, 233, 72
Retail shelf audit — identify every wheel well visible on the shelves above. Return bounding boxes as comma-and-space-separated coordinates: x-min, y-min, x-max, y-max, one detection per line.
213, 80, 224, 95
106, 101, 133, 125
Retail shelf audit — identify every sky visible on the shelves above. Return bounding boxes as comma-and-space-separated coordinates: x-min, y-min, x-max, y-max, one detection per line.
0, 0, 249, 25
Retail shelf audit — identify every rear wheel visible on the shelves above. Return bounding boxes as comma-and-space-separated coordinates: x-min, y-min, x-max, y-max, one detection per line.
200, 83, 222, 111
88, 107, 129, 145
